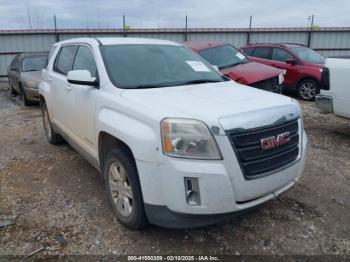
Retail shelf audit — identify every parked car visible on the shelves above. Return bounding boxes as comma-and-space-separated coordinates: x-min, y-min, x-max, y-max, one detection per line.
7, 52, 48, 105
316, 58, 350, 119
185, 42, 284, 93
241, 43, 325, 101
39, 38, 307, 229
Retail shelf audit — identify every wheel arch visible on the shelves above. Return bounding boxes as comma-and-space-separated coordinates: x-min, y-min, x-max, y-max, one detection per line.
296, 76, 320, 88
98, 131, 136, 178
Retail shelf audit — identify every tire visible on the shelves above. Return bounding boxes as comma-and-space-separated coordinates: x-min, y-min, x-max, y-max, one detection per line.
9, 81, 16, 95
41, 102, 64, 145
103, 148, 148, 230
20, 86, 34, 106
297, 79, 319, 101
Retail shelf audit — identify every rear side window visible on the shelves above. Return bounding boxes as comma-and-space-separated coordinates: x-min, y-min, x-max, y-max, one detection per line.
272, 48, 294, 62
242, 47, 254, 56
10, 55, 19, 71
54, 45, 78, 75
73, 46, 97, 77
252, 47, 271, 60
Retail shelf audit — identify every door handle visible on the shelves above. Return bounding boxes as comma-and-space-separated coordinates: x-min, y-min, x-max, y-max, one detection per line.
47, 76, 53, 81
65, 84, 72, 91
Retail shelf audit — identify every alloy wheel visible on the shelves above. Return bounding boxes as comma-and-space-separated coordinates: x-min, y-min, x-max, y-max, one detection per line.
43, 108, 52, 141
299, 81, 316, 100
108, 161, 134, 217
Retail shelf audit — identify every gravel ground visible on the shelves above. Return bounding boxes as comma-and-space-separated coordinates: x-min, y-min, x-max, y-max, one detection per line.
0, 81, 349, 258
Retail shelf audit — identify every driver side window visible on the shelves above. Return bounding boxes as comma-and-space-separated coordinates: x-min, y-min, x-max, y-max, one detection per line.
73, 46, 97, 78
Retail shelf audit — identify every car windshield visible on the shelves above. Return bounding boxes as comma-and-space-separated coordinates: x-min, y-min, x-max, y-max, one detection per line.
21, 55, 48, 72
101, 44, 224, 89
291, 47, 325, 64
199, 44, 249, 69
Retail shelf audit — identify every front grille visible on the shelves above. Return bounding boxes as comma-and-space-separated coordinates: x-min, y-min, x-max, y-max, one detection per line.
250, 77, 281, 93
227, 119, 299, 179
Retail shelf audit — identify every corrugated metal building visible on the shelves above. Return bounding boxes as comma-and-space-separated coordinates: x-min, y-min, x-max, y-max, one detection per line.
1, 27, 350, 76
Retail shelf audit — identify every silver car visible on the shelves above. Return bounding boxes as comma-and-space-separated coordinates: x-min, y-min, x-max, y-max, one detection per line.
7, 52, 48, 105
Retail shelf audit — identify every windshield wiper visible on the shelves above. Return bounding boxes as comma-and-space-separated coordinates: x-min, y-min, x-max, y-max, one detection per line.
128, 79, 223, 89
219, 61, 246, 69
173, 79, 223, 86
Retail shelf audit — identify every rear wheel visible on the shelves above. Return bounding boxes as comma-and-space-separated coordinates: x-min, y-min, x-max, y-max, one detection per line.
103, 148, 148, 230
41, 102, 64, 144
8, 81, 16, 95
297, 79, 319, 101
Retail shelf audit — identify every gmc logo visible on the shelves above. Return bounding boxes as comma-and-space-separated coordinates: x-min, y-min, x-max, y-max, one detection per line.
260, 132, 291, 150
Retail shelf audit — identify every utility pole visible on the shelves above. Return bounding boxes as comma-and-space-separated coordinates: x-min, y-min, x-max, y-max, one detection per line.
247, 15, 252, 45
53, 15, 59, 42
123, 14, 126, 37
307, 14, 314, 47
185, 15, 188, 41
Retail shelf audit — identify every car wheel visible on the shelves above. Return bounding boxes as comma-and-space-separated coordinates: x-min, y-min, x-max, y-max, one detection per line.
20, 86, 33, 106
297, 79, 319, 101
9, 81, 16, 95
104, 148, 148, 230
41, 102, 64, 145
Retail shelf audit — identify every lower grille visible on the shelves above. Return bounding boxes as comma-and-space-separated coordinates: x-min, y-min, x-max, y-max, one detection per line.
227, 119, 300, 179
250, 76, 281, 93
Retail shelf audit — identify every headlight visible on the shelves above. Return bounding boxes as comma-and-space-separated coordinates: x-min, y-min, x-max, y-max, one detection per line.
26, 80, 40, 88
278, 72, 284, 85
161, 118, 222, 159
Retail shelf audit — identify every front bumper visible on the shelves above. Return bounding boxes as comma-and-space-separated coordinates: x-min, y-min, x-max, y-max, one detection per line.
315, 94, 333, 114
24, 87, 39, 102
136, 130, 307, 228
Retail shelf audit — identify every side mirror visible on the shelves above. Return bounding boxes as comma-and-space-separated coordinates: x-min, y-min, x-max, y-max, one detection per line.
286, 59, 297, 66
67, 70, 98, 87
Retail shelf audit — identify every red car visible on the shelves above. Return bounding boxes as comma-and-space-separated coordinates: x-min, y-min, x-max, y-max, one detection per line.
184, 42, 284, 93
241, 43, 325, 101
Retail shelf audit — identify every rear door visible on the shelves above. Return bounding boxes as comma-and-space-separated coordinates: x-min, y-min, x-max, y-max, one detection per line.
271, 47, 302, 87
50, 45, 78, 132
249, 47, 273, 66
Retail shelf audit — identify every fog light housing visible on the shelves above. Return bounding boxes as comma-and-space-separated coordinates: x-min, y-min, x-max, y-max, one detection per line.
184, 177, 201, 206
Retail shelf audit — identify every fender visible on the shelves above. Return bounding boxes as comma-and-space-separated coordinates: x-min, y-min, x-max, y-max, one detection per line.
96, 107, 161, 163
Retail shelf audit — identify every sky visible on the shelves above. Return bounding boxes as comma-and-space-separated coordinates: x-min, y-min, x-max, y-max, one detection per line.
0, 0, 349, 30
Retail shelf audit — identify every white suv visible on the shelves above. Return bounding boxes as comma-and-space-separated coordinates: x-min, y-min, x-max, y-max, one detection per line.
39, 38, 307, 229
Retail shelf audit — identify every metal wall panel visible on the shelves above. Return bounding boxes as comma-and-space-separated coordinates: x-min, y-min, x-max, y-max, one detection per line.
187, 32, 247, 47
0, 54, 16, 76
311, 32, 350, 48
250, 32, 308, 46
1, 29, 350, 76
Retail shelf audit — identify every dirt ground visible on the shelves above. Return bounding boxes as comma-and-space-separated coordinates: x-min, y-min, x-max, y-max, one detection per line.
0, 81, 349, 258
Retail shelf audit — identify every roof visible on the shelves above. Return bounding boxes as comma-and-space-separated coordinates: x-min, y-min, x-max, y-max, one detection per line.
57, 37, 180, 46
243, 43, 306, 48
183, 41, 227, 52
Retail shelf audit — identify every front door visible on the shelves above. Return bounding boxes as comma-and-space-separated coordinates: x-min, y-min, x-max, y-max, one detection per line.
67, 45, 99, 157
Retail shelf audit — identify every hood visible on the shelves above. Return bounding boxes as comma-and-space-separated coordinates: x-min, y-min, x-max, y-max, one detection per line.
20, 71, 41, 82
220, 62, 282, 85
120, 81, 299, 132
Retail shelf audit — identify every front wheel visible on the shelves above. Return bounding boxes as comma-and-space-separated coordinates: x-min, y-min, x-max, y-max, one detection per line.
20, 86, 34, 106
297, 79, 319, 101
104, 148, 148, 230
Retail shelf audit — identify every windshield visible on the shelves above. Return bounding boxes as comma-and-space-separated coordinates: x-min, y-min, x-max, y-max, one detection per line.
101, 44, 224, 89
291, 47, 325, 64
199, 44, 249, 69
21, 55, 48, 72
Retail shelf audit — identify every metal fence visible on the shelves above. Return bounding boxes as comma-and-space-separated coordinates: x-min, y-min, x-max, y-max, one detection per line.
1, 27, 350, 76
